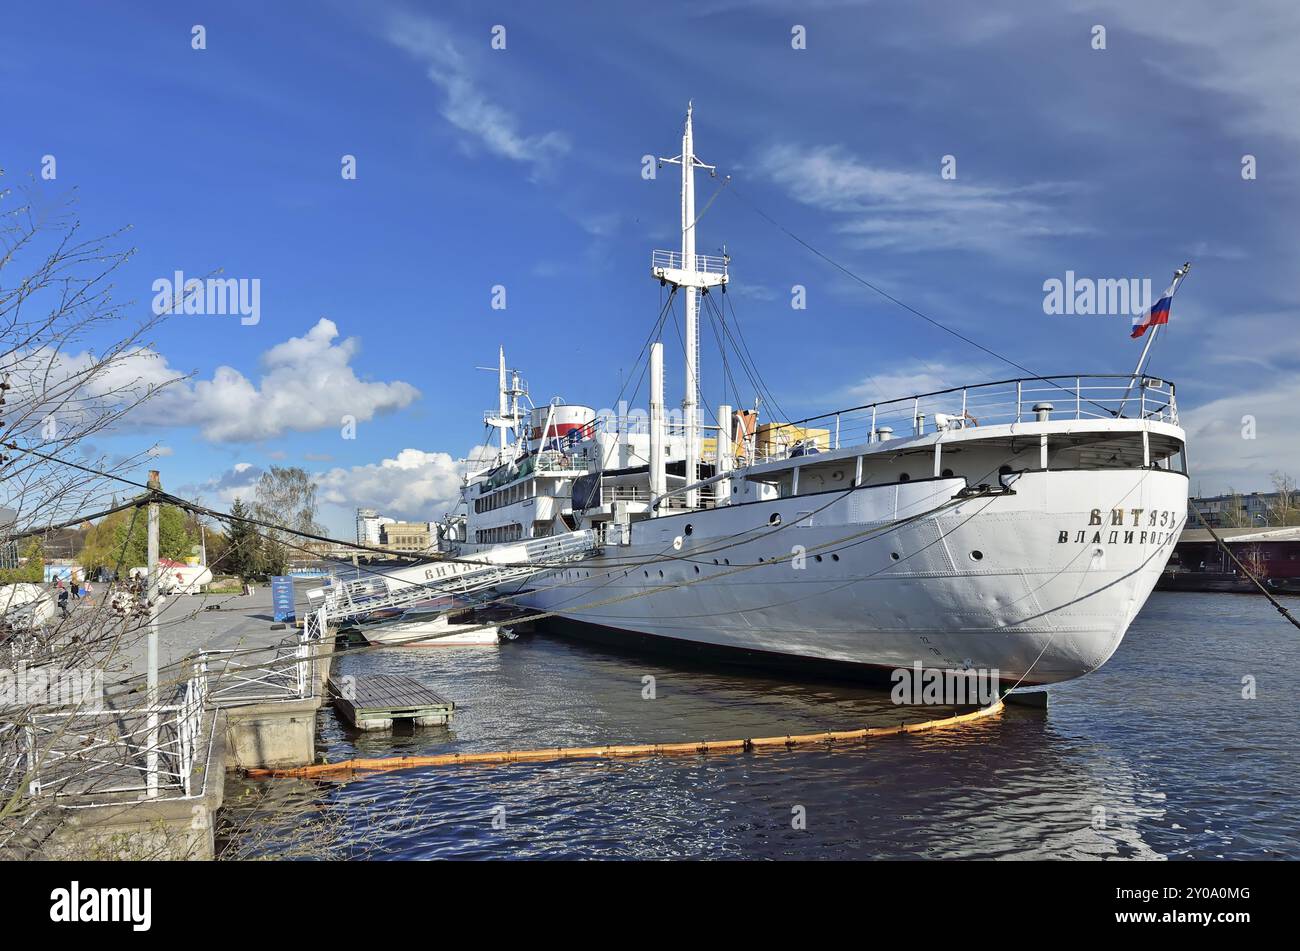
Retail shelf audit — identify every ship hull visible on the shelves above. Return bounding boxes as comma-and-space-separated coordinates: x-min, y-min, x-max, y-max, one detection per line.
502, 468, 1188, 685
357, 610, 500, 647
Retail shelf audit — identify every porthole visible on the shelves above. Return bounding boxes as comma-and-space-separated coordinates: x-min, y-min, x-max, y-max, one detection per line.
724, 558, 731, 566
815, 554, 823, 563
712, 559, 719, 565
658, 570, 664, 578
890, 552, 900, 561
769, 512, 782, 526
831, 553, 840, 562
942, 468, 954, 479
899, 473, 911, 482
831, 470, 844, 481
693, 565, 700, 574
969, 550, 984, 561
684, 523, 694, 536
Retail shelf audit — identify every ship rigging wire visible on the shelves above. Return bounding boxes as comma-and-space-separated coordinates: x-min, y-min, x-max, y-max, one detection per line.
725, 186, 1123, 418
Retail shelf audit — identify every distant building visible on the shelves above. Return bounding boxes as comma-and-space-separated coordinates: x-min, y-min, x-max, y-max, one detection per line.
355, 508, 395, 546
380, 521, 435, 554
0, 506, 17, 571
1190, 491, 1290, 529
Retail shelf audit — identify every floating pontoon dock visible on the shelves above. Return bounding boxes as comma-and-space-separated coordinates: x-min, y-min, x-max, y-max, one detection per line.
329, 673, 455, 731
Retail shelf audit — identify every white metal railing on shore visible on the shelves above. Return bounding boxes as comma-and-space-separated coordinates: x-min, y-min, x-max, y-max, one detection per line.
651, 249, 729, 276
1, 721, 32, 800
20, 666, 209, 800
2, 611, 325, 807
741, 374, 1178, 464
199, 606, 324, 705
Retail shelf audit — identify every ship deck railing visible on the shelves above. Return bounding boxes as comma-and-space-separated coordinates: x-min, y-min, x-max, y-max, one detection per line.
651, 249, 729, 276
745, 374, 1177, 461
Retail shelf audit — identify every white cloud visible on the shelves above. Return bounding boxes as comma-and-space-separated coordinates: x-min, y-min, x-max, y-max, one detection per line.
840, 360, 992, 405
756, 143, 1088, 254
92, 319, 418, 443
1181, 382, 1300, 494
316, 445, 496, 522
11, 318, 418, 444
188, 446, 497, 538
1076, 0, 1300, 146
730, 282, 779, 303
183, 462, 264, 508
187, 319, 419, 441
384, 13, 569, 174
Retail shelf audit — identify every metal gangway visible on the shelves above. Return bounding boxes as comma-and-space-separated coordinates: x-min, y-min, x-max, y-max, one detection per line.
307, 530, 599, 624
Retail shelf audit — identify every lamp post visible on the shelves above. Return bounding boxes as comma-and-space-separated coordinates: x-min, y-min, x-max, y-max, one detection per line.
146, 470, 160, 798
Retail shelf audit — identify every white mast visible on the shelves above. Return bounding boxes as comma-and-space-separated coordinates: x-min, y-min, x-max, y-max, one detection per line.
653, 102, 727, 509
481, 346, 527, 466
497, 346, 508, 458
680, 106, 700, 508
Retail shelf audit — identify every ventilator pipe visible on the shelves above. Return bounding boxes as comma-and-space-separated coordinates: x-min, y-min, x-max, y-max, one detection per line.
715, 403, 733, 504
649, 342, 666, 502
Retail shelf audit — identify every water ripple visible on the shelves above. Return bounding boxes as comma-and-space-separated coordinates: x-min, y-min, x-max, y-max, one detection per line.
216, 592, 1300, 860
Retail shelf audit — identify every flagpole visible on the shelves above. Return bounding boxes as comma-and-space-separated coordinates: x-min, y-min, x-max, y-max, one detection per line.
1118, 261, 1190, 416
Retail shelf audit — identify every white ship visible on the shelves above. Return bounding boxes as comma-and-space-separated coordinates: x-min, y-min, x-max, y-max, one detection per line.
445, 105, 1189, 686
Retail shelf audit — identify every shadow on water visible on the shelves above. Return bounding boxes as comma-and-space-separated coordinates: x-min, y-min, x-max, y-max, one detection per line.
217, 592, 1300, 859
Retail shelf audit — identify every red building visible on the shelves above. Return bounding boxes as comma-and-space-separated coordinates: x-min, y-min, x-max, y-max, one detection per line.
1161, 526, 1300, 594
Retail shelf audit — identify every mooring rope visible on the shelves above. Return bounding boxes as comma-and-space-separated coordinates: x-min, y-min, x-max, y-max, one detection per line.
242, 698, 1004, 780
1188, 506, 1300, 630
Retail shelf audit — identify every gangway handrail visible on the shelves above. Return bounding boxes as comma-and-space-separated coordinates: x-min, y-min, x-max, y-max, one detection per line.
309, 530, 600, 624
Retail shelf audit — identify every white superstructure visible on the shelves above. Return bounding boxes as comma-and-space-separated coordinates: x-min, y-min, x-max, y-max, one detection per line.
444, 105, 1189, 686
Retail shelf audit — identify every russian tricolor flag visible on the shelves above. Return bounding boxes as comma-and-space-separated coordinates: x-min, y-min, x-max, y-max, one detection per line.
1130, 295, 1171, 338
1131, 281, 1176, 339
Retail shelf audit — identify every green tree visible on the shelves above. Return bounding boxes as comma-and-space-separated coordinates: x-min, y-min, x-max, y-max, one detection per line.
0, 539, 44, 583
251, 467, 321, 577
223, 498, 262, 580
79, 504, 194, 573
1215, 491, 1250, 528
1271, 472, 1300, 526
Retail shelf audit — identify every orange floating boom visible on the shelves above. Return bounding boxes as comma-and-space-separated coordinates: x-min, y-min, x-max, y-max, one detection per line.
244, 699, 1004, 780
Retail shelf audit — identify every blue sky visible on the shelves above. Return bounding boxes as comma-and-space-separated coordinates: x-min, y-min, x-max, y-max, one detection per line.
4, 0, 1298, 535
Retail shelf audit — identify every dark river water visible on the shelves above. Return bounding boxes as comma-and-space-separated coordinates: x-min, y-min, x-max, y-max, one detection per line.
217, 592, 1299, 859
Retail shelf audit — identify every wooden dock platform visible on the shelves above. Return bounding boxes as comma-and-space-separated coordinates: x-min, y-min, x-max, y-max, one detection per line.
328, 673, 455, 731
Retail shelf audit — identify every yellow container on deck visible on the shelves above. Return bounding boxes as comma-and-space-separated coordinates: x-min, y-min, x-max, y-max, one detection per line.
755, 423, 831, 454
